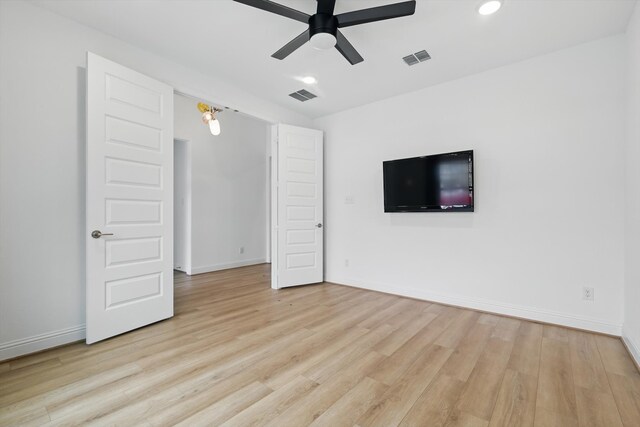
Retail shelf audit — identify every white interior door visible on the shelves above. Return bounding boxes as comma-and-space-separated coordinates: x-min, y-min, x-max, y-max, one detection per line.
86, 52, 173, 344
273, 124, 324, 288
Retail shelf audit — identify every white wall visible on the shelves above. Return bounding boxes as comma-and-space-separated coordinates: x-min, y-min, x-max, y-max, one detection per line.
174, 94, 268, 274
0, 0, 308, 360
623, 2, 640, 364
314, 35, 627, 334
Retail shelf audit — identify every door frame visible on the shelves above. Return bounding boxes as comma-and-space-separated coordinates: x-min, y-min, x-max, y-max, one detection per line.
86, 58, 306, 296
171, 91, 277, 280
271, 125, 279, 288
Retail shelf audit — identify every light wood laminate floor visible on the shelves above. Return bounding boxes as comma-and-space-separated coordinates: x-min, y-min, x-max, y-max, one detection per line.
1, 264, 640, 426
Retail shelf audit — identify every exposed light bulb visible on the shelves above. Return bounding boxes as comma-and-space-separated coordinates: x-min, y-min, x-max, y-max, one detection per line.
209, 118, 221, 136
478, 0, 502, 15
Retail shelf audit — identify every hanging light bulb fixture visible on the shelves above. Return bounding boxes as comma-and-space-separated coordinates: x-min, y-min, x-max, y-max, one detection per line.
197, 102, 223, 136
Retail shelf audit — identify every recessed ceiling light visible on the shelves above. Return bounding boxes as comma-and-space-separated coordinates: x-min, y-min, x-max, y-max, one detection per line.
301, 76, 317, 85
478, 0, 502, 15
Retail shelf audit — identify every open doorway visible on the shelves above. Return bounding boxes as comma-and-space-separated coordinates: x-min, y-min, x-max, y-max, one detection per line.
173, 138, 191, 274
172, 93, 272, 285
84, 53, 321, 345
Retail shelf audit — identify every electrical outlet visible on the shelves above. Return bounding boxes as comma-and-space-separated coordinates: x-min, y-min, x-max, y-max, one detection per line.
583, 287, 594, 301
239, 246, 245, 254
344, 259, 349, 267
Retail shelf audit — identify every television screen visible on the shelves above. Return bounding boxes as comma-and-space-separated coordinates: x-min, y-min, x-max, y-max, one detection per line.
383, 150, 474, 212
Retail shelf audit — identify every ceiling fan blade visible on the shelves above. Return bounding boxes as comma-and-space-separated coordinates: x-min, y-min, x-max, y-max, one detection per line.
272, 29, 310, 60
335, 0, 416, 28
233, 0, 310, 24
316, 0, 336, 15
335, 30, 363, 65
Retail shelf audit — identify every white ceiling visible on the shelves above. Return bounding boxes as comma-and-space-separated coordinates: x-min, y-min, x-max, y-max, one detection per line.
31, 0, 637, 118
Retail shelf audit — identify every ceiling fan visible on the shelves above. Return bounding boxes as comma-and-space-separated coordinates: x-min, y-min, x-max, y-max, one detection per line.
233, 0, 417, 65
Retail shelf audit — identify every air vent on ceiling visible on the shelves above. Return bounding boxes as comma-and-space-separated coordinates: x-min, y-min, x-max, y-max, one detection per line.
403, 50, 431, 66
289, 89, 318, 102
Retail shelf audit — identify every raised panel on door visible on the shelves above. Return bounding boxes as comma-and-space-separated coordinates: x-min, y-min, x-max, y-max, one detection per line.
86, 52, 173, 344
105, 237, 163, 267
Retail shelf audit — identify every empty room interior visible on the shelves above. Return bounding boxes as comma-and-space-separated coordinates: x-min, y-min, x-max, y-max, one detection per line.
1, 0, 640, 425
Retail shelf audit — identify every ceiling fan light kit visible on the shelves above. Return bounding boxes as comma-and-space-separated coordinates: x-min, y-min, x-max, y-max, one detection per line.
310, 33, 337, 50
233, 0, 417, 65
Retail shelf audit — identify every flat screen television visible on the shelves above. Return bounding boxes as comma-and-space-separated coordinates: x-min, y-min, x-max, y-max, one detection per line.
383, 150, 474, 212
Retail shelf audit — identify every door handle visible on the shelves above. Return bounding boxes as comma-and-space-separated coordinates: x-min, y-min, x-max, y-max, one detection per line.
316, 223, 323, 228
91, 230, 114, 239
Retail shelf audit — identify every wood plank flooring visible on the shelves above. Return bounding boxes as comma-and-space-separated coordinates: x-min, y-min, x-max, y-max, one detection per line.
1, 264, 639, 426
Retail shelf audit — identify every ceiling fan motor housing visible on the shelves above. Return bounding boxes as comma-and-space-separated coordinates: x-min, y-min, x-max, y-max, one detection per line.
309, 13, 338, 38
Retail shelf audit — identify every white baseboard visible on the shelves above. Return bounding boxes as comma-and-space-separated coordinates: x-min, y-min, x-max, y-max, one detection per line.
622, 326, 640, 369
327, 276, 622, 336
191, 258, 266, 275
1, 274, 625, 363
0, 325, 85, 362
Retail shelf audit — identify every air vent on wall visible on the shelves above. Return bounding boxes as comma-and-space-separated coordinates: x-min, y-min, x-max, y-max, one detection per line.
289, 89, 318, 102
403, 49, 431, 66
